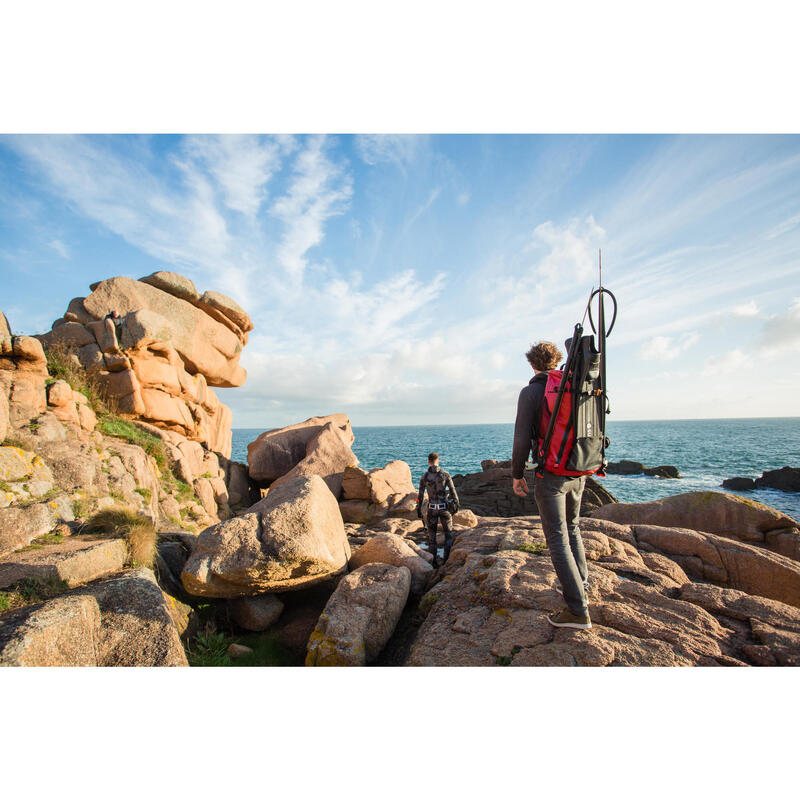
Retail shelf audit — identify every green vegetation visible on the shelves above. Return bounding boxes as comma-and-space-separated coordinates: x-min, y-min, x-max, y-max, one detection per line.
1, 437, 28, 450
44, 341, 112, 415
135, 487, 152, 502
0, 577, 69, 613
20, 531, 65, 551
418, 591, 440, 616
15, 487, 60, 509
200, 472, 213, 479
186, 623, 295, 667
514, 541, 548, 555
72, 496, 90, 519
109, 490, 126, 502
97, 416, 168, 470
82, 507, 157, 569
0, 480, 11, 493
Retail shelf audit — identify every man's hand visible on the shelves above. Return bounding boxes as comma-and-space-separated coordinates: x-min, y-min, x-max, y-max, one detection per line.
512, 477, 529, 497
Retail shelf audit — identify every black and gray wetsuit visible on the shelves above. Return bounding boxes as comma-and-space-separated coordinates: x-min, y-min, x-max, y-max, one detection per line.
417, 465, 459, 563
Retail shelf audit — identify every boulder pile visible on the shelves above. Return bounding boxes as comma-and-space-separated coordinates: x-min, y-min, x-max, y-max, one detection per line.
723, 466, 800, 493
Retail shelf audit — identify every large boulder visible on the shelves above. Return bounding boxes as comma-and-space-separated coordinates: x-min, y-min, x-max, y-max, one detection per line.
0, 568, 187, 666
349, 532, 433, 594
181, 475, 350, 597
591, 491, 798, 547
0, 495, 74, 558
247, 414, 354, 484
269, 421, 358, 498
305, 563, 411, 666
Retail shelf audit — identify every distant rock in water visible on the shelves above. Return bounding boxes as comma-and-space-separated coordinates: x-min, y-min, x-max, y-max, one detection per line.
452, 460, 616, 518
722, 467, 800, 494
606, 460, 680, 478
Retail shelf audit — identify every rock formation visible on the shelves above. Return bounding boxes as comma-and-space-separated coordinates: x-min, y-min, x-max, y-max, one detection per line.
606, 460, 680, 478
40, 271, 252, 457
339, 460, 418, 523
406, 515, 800, 666
723, 466, 800, 493
247, 414, 356, 496
591, 491, 800, 561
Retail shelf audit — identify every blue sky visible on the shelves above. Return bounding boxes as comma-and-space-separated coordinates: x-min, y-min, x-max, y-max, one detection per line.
1, 134, 799, 427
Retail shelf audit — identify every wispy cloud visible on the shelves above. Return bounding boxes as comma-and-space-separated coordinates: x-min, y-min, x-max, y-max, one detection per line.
355, 134, 424, 169
639, 331, 699, 361
48, 238, 69, 259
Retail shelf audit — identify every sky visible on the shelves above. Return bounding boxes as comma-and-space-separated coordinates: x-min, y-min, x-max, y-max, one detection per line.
1, 134, 799, 427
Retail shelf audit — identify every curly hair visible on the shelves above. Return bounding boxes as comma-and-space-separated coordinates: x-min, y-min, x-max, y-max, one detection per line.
525, 341, 563, 371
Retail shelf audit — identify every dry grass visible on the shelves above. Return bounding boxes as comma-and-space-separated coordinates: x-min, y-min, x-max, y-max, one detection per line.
44, 340, 117, 415
82, 506, 157, 569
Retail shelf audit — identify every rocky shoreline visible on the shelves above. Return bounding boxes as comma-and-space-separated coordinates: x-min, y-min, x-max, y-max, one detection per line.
2, 271, 800, 667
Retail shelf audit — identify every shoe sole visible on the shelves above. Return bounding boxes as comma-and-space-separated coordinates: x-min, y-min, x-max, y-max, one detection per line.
547, 618, 592, 630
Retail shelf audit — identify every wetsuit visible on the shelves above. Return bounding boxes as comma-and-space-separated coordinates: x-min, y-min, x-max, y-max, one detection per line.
417, 465, 459, 565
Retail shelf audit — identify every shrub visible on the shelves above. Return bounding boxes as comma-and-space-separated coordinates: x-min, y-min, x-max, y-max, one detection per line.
44, 341, 113, 415
82, 506, 157, 569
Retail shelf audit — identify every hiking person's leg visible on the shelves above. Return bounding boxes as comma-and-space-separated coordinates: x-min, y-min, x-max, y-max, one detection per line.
535, 472, 587, 616
441, 511, 454, 563
427, 512, 441, 567
565, 475, 589, 590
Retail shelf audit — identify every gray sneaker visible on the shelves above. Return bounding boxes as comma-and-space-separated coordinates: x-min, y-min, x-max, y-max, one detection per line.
547, 608, 592, 630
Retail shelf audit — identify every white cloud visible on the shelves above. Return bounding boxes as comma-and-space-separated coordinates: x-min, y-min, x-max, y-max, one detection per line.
757, 297, 800, 352
764, 211, 800, 240
48, 239, 69, 259
639, 331, 699, 361
270, 136, 352, 281
355, 135, 423, 168
732, 300, 759, 316
457, 191, 470, 206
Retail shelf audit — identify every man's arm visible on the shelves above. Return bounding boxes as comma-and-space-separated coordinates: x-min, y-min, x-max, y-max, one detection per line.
445, 473, 459, 507
511, 386, 536, 480
417, 475, 426, 518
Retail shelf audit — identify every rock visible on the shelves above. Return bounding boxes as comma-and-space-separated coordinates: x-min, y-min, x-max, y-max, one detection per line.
405, 515, 800, 666
0, 595, 101, 666
0, 568, 186, 666
306, 563, 411, 666
268, 421, 358, 498
633, 524, 800, 608
139, 271, 200, 303
227, 643, 254, 658
722, 477, 756, 491
756, 467, 800, 493
606, 460, 645, 475
198, 290, 254, 334
0, 496, 74, 558
229, 594, 285, 631
349, 532, 433, 594
0, 538, 128, 589
341, 465, 370, 500
453, 509, 479, 528
81, 276, 246, 387
247, 414, 354, 484
591, 491, 798, 549
181, 475, 350, 597
46, 380, 73, 408
606, 461, 680, 478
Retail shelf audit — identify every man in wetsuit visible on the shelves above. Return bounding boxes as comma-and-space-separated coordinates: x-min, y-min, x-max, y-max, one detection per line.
511, 340, 592, 630
417, 452, 459, 568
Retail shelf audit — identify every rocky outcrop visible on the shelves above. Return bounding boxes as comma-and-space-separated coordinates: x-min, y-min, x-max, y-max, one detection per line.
306, 563, 411, 666
606, 460, 680, 478
723, 467, 800, 493
591, 491, 800, 561
405, 516, 800, 666
247, 414, 356, 496
228, 594, 285, 631
0, 567, 187, 666
339, 460, 418, 523
452, 461, 615, 518
181, 475, 350, 597
349, 532, 433, 595
40, 272, 251, 457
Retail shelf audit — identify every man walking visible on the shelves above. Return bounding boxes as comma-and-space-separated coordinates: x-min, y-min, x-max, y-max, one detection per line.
417, 452, 459, 569
511, 341, 592, 630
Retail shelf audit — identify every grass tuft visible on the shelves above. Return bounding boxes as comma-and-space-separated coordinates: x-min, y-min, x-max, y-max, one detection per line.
514, 541, 548, 555
82, 506, 157, 569
0, 576, 69, 613
44, 341, 114, 415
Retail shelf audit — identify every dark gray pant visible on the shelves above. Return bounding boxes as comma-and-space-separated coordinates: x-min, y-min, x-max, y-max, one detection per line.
426, 510, 453, 563
534, 472, 588, 615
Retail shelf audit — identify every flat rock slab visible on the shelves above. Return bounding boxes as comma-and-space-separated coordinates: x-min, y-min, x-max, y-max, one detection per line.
0, 537, 127, 589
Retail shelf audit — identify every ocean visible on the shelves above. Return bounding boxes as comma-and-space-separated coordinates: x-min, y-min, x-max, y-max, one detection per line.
231, 418, 800, 522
